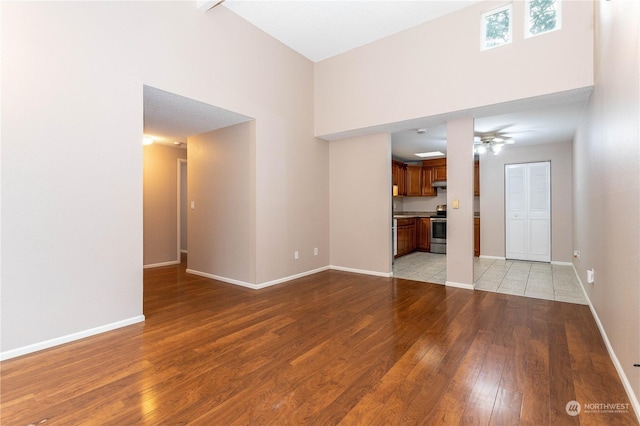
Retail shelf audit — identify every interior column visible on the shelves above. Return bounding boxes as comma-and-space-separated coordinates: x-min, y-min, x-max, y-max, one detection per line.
445, 117, 475, 289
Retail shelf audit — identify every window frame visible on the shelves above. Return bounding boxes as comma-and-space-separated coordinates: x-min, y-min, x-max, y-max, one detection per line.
525, 0, 562, 39
481, 4, 513, 51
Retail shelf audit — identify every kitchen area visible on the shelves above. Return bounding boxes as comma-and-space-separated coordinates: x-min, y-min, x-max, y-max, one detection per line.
391, 155, 481, 284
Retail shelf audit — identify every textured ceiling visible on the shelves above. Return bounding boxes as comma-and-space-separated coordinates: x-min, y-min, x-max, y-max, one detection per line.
143, 86, 251, 146
391, 97, 590, 162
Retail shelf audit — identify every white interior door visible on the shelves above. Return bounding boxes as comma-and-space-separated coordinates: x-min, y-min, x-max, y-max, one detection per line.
505, 162, 550, 262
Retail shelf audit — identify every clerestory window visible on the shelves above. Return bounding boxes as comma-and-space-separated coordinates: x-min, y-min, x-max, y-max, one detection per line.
526, 0, 561, 38
481, 4, 512, 50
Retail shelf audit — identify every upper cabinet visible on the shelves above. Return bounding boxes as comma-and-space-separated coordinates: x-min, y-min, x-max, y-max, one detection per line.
392, 160, 407, 196
421, 166, 437, 196
427, 158, 447, 182
406, 164, 423, 197
392, 157, 479, 197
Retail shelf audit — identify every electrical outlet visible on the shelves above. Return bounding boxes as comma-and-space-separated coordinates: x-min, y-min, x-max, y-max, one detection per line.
294, 251, 299, 260
573, 250, 580, 259
314, 248, 318, 256
587, 268, 595, 284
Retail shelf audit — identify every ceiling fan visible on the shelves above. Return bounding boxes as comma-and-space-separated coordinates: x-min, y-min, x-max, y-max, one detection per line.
474, 132, 515, 155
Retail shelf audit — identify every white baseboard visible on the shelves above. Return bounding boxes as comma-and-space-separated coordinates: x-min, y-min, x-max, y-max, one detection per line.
329, 265, 392, 278
0, 315, 145, 361
571, 264, 640, 421
186, 266, 331, 290
186, 269, 258, 288
258, 266, 331, 288
445, 280, 475, 290
180, 249, 188, 254
551, 261, 573, 266
143, 260, 180, 269
479, 255, 506, 260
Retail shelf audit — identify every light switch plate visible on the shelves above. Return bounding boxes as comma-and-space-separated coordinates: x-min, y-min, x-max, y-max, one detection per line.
452, 200, 460, 209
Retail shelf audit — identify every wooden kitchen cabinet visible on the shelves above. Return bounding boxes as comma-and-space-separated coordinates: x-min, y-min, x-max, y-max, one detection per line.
406, 165, 423, 197
426, 158, 446, 182
474, 160, 480, 196
392, 160, 443, 198
474, 217, 480, 257
392, 160, 407, 196
421, 167, 436, 196
396, 218, 417, 257
417, 217, 431, 251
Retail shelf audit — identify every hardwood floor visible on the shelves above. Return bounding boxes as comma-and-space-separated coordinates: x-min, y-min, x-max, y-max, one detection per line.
1, 259, 637, 425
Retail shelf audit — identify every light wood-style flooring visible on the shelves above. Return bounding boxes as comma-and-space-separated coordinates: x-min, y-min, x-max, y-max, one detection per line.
1, 258, 637, 425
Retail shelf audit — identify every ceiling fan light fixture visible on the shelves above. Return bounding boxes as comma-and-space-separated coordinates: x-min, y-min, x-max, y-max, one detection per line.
475, 132, 515, 155
475, 145, 487, 155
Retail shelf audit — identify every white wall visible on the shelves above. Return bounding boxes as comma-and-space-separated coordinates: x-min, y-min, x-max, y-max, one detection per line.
400, 193, 480, 213
330, 133, 392, 275
314, 0, 592, 292
2, 4, 146, 355
187, 123, 257, 285
479, 141, 573, 262
572, 0, 640, 409
315, 0, 593, 138
445, 118, 475, 288
1, 2, 326, 355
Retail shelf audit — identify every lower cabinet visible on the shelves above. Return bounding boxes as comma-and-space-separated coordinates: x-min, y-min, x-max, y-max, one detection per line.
395, 216, 478, 258
474, 218, 480, 257
396, 218, 417, 257
417, 218, 430, 251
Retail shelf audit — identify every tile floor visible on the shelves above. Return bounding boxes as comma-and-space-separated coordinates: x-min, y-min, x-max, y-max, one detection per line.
392, 252, 588, 305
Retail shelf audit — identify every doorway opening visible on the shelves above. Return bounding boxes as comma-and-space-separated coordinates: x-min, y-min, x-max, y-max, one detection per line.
178, 159, 188, 263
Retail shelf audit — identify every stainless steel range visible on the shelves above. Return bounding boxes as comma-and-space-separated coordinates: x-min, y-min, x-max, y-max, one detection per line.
430, 204, 447, 254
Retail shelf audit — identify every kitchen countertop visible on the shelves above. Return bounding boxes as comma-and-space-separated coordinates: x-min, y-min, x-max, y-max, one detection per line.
394, 211, 480, 219
393, 211, 436, 218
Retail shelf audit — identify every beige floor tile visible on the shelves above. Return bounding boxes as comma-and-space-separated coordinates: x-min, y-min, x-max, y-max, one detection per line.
524, 291, 555, 301
496, 287, 526, 296
527, 282, 554, 293
393, 254, 586, 305
555, 295, 588, 305
554, 286, 583, 297
475, 280, 501, 291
